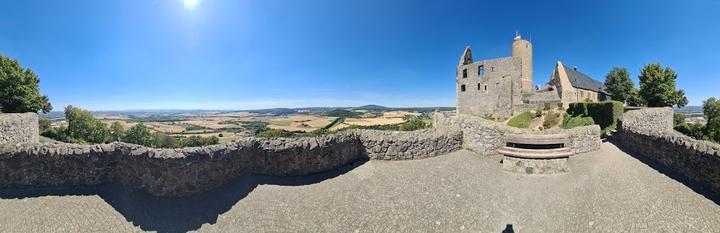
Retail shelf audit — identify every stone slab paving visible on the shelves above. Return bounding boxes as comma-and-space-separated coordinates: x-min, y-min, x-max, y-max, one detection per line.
1, 142, 719, 233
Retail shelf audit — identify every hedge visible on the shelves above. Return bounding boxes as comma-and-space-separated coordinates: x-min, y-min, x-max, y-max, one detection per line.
563, 114, 595, 129
566, 101, 623, 135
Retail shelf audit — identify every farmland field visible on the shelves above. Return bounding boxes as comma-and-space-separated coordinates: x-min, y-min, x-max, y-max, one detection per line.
42, 106, 443, 145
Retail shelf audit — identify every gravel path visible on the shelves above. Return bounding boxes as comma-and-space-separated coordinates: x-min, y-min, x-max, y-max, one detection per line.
1, 142, 718, 233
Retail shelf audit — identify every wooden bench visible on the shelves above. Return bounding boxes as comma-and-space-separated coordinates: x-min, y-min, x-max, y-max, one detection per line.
499, 134, 573, 159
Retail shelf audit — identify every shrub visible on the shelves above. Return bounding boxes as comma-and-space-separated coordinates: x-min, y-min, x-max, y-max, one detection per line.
673, 113, 686, 126
563, 116, 595, 129
557, 103, 563, 110
535, 109, 543, 118
345, 124, 400, 131
508, 112, 533, 128
310, 128, 329, 136
399, 119, 428, 131
543, 102, 552, 111
567, 102, 588, 116
567, 101, 623, 135
675, 122, 706, 140
543, 112, 561, 128
256, 129, 294, 138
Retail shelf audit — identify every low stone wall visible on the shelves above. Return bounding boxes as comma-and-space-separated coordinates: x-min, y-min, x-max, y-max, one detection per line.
613, 107, 720, 195
357, 129, 463, 160
0, 128, 462, 197
0, 113, 38, 144
433, 112, 601, 156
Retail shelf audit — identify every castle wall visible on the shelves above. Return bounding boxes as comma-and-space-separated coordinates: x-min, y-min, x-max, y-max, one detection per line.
456, 56, 522, 118
0, 113, 38, 145
613, 108, 720, 195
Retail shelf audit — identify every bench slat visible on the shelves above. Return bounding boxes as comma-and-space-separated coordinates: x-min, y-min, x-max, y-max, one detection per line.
505, 134, 570, 145
499, 147, 573, 159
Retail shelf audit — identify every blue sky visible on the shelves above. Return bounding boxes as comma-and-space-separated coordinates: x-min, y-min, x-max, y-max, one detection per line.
1, 0, 718, 110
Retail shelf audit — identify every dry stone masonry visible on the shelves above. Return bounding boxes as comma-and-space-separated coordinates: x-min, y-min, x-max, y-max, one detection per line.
0, 122, 462, 197
433, 112, 602, 156
613, 107, 720, 195
0, 113, 38, 145
0, 112, 605, 197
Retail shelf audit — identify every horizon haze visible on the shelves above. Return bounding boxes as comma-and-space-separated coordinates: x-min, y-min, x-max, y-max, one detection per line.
2, 0, 719, 111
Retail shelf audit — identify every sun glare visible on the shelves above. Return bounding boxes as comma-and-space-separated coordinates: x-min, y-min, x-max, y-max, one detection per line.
183, 0, 199, 9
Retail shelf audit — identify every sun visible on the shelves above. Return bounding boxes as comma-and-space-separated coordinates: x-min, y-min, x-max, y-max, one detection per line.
183, 0, 199, 9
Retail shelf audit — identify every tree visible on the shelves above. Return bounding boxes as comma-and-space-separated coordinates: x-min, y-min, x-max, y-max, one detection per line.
626, 88, 645, 107
638, 63, 686, 107
64, 105, 111, 143
676, 90, 689, 108
0, 55, 52, 113
123, 123, 154, 146
673, 113, 687, 126
153, 132, 176, 148
604, 67, 634, 103
39, 118, 52, 132
703, 97, 720, 120
110, 122, 125, 142
703, 97, 720, 142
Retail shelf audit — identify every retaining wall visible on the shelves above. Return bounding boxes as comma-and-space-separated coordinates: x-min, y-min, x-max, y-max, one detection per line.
0, 113, 38, 144
433, 112, 602, 156
0, 128, 462, 197
613, 107, 720, 195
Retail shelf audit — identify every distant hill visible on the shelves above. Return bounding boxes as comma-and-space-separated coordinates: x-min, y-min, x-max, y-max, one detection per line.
674, 106, 702, 114
325, 109, 361, 118
353, 105, 388, 111
247, 108, 297, 115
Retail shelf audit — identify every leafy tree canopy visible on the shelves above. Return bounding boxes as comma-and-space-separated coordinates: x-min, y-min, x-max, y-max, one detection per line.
604, 67, 634, 103
123, 123, 155, 147
0, 55, 52, 113
638, 63, 686, 107
65, 105, 111, 143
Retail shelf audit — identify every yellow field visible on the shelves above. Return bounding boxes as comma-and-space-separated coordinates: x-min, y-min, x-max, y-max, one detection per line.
267, 115, 337, 132
99, 120, 137, 129
181, 118, 239, 130
145, 122, 186, 134
343, 117, 405, 126
382, 110, 421, 118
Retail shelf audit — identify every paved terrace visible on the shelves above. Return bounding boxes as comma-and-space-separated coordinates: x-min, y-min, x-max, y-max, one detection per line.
0, 142, 718, 233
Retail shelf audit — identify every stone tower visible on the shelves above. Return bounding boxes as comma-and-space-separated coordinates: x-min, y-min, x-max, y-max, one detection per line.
511, 33, 533, 92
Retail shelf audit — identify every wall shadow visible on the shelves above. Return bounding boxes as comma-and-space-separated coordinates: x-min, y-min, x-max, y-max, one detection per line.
609, 140, 720, 206
0, 159, 368, 233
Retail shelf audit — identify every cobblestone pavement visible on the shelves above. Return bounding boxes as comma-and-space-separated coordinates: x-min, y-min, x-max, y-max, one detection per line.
1, 142, 719, 233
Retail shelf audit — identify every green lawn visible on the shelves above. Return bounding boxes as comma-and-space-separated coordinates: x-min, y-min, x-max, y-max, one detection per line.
507, 112, 534, 128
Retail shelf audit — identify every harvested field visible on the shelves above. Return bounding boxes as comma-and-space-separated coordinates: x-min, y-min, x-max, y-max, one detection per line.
343, 117, 405, 126
145, 122, 187, 134
382, 110, 421, 118
181, 119, 238, 130
267, 115, 337, 132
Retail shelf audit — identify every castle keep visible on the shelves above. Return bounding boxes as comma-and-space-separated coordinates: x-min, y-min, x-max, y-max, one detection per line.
456, 34, 609, 118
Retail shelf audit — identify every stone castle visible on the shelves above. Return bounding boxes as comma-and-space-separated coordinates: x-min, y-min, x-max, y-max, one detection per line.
456, 34, 610, 118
